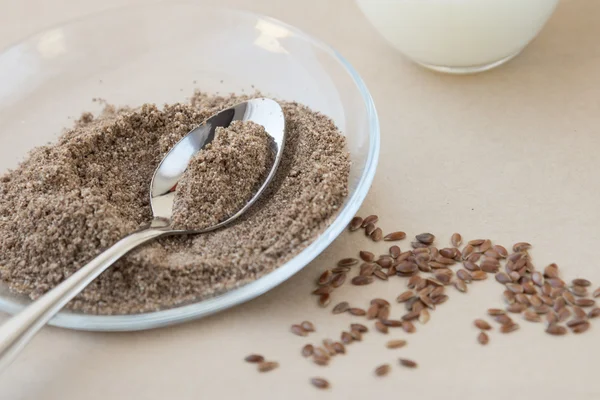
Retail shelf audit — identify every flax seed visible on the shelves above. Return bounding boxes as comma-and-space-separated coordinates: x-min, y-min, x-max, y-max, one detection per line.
310, 378, 330, 389
359, 251, 375, 262
361, 215, 378, 227
351, 276, 374, 286
302, 345, 314, 357
384, 231, 406, 241
371, 228, 383, 242
375, 321, 389, 334
245, 354, 265, 363
301, 321, 315, 332
451, 233, 463, 247
348, 308, 366, 316
474, 319, 492, 330
399, 359, 418, 368
546, 324, 567, 336
478, 331, 489, 345
258, 361, 279, 372
349, 216, 363, 231
331, 272, 346, 288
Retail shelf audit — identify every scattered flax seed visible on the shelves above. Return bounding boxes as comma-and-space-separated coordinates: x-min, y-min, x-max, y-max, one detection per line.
399, 359, 418, 368
376, 258, 392, 268
302, 344, 314, 357
546, 324, 567, 336
382, 319, 403, 327
374, 270, 388, 281
415, 233, 435, 245
500, 323, 519, 334
341, 332, 353, 344
396, 291, 415, 303
331, 273, 346, 288
546, 312, 558, 325
389, 245, 401, 258
371, 228, 383, 242
312, 286, 333, 295
468, 239, 485, 246
478, 331, 489, 345
367, 304, 379, 319
351, 323, 369, 333
402, 321, 416, 333
359, 251, 375, 262
322, 339, 336, 356
457, 269, 473, 282
558, 307, 572, 322
471, 271, 488, 281
593, 288, 600, 298
310, 378, 330, 389
291, 324, 308, 336
572, 278, 591, 287
386, 339, 407, 349
333, 342, 346, 354
317, 270, 333, 286
371, 298, 390, 307
384, 231, 406, 241
258, 361, 279, 372
378, 306, 391, 320
301, 321, 315, 332
588, 308, 600, 319
532, 272, 544, 287
454, 280, 468, 293
544, 264, 559, 279
494, 315, 513, 325
351, 276, 374, 286
573, 306, 587, 319
375, 364, 391, 376
245, 354, 265, 363
575, 298, 596, 308
524, 310, 542, 323
365, 223, 376, 236
479, 240, 492, 253
348, 308, 367, 316
318, 294, 331, 307
361, 215, 378, 227
313, 356, 329, 366
419, 309, 430, 324
332, 266, 350, 273
492, 245, 508, 258
474, 319, 492, 330
488, 308, 506, 316
371, 318, 388, 333
571, 322, 590, 334
332, 301, 350, 314
349, 216, 363, 231
451, 233, 462, 247
495, 272, 512, 284
512, 242, 531, 252
350, 329, 363, 341
337, 258, 359, 267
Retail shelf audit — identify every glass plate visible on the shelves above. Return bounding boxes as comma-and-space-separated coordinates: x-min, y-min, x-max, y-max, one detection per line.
0, 4, 379, 331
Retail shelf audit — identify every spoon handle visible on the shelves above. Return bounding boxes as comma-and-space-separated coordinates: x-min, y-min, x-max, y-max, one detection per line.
0, 226, 167, 372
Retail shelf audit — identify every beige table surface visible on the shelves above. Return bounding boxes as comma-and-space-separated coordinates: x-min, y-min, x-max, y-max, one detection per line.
1, 0, 600, 399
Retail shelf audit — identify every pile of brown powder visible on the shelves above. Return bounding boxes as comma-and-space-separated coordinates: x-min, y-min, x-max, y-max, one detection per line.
0, 92, 350, 314
171, 120, 274, 230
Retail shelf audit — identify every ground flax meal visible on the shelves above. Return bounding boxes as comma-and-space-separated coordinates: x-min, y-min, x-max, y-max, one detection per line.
0, 92, 350, 314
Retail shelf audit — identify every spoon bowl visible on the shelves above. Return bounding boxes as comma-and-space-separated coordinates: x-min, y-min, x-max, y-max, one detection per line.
150, 98, 285, 229
0, 99, 285, 371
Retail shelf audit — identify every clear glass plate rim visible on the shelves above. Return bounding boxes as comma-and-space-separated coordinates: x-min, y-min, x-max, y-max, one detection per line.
0, 3, 381, 331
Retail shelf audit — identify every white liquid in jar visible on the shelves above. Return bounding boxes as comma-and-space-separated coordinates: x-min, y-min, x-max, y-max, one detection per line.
356, 0, 560, 70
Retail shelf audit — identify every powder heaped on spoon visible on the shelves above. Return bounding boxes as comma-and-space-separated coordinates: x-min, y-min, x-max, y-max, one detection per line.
171, 120, 274, 230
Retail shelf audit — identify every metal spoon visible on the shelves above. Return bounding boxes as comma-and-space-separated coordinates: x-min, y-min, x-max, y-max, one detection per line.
0, 98, 285, 370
